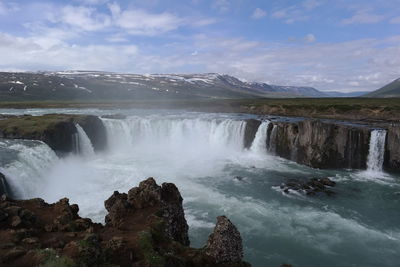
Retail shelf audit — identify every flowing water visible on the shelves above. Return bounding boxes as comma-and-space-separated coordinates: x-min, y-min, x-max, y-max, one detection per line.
0, 109, 400, 267
366, 129, 387, 172
75, 124, 95, 157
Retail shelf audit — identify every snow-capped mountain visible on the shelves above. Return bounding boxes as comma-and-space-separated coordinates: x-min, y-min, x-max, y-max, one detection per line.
0, 71, 328, 101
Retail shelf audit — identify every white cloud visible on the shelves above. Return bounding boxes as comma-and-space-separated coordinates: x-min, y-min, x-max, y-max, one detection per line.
212, 0, 230, 13
271, 6, 308, 24
109, 3, 183, 35
59, 5, 111, 31
342, 9, 384, 25
0, 1, 19, 15
302, 0, 321, 11
304, 34, 316, 43
251, 8, 267, 19
73, 0, 109, 5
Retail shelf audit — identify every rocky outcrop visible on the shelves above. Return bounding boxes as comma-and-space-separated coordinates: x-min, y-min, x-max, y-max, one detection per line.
106, 177, 189, 246
243, 119, 262, 149
0, 114, 107, 154
384, 125, 400, 172
267, 120, 371, 169
0, 178, 249, 266
279, 177, 336, 196
0, 172, 12, 197
205, 216, 244, 263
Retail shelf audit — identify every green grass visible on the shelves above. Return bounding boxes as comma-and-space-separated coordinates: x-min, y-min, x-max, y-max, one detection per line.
0, 98, 399, 120
38, 249, 76, 267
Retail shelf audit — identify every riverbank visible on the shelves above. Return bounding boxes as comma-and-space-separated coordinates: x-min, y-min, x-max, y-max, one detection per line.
1, 98, 399, 123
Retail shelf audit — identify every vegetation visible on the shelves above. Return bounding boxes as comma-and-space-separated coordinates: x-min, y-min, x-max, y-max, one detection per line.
38, 249, 76, 267
1, 97, 399, 121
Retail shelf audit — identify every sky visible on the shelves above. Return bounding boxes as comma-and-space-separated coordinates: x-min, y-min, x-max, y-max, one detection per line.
0, 0, 399, 92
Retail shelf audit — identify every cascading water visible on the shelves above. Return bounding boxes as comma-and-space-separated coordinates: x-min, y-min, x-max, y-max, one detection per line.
366, 129, 387, 172
75, 124, 95, 157
0, 139, 58, 198
268, 124, 278, 154
101, 116, 247, 156
249, 121, 270, 154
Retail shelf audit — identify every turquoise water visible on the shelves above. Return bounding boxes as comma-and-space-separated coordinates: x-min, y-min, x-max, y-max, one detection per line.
0, 108, 399, 267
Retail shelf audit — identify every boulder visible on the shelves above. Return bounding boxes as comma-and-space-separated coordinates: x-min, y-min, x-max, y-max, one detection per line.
205, 216, 243, 263
0, 172, 12, 197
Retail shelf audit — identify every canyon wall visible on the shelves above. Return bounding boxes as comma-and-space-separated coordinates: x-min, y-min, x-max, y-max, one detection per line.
267, 120, 371, 169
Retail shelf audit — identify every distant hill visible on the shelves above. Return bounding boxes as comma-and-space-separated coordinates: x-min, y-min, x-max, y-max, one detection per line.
0, 71, 331, 101
364, 78, 400, 98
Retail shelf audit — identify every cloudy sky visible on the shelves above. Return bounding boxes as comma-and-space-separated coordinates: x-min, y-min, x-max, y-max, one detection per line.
0, 0, 399, 92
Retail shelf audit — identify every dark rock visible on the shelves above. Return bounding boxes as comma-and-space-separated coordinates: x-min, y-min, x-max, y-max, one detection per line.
268, 120, 370, 169
104, 191, 129, 227
127, 178, 162, 209
385, 125, 400, 172
0, 172, 12, 198
75, 115, 108, 152
234, 176, 244, 181
126, 178, 190, 246
319, 177, 336, 187
243, 119, 262, 149
279, 178, 337, 197
205, 216, 243, 263
2, 247, 26, 262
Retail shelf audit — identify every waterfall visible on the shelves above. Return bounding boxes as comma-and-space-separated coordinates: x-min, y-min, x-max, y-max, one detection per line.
366, 129, 387, 172
101, 116, 247, 155
0, 140, 58, 198
75, 124, 95, 157
250, 121, 270, 154
268, 125, 278, 154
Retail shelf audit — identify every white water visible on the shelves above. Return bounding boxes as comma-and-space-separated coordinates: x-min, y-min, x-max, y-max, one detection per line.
0, 140, 58, 198
268, 124, 278, 154
367, 129, 387, 172
75, 124, 95, 157
250, 121, 270, 154
101, 116, 247, 156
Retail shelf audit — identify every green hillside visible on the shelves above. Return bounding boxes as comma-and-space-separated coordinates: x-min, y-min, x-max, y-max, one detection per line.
365, 78, 400, 98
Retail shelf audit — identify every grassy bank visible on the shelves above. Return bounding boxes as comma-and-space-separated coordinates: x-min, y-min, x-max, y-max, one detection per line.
0, 98, 399, 121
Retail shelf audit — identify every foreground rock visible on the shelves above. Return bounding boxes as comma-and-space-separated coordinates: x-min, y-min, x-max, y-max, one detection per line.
0, 114, 107, 154
279, 177, 336, 196
205, 216, 244, 263
0, 178, 250, 266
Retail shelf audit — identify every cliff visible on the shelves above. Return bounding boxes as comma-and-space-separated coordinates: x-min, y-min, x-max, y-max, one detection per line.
266, 120, 371, 169
0, 178, 249, 267
385, 125, 400, 172
0, 114, 107, 154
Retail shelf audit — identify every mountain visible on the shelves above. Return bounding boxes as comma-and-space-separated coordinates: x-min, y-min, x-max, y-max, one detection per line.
0, 71, 327, 101
364, 78, 400, 98
324, 91, 370, 97
269, 85, 327, 97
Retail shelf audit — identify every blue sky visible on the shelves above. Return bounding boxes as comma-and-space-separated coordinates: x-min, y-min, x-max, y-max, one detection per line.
0, 0, 399, 92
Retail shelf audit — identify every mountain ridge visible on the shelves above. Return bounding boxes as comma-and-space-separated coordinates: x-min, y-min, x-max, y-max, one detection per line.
0, 70, 363, 101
